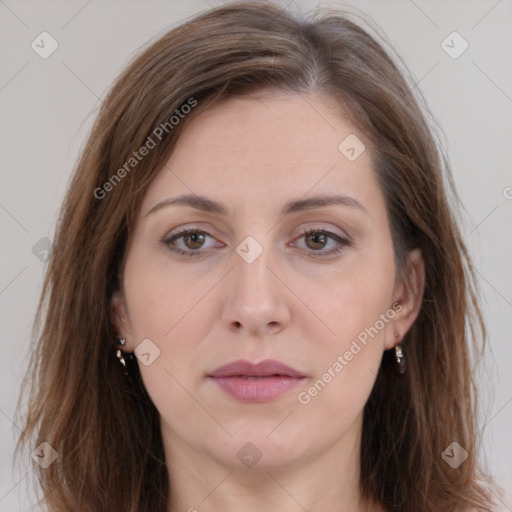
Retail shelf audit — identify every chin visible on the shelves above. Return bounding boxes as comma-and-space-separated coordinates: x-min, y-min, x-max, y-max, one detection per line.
204, 425, 313, 472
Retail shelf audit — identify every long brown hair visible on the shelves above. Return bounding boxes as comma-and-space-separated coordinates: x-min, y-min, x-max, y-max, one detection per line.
15, 2, 496, 510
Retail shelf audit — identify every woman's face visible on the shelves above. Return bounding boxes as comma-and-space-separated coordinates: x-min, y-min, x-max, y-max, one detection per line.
112, 91, 423, 472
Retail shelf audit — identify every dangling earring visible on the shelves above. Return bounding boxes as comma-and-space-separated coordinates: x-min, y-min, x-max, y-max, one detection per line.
394, 331, 406, 374
115, 338, 128, 368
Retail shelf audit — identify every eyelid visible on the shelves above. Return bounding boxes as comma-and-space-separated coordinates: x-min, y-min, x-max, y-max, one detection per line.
289, 227, 353, 256
294, 223, 351, 241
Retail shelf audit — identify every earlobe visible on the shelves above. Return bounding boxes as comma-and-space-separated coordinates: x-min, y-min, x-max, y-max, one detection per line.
385, 248, 425, 350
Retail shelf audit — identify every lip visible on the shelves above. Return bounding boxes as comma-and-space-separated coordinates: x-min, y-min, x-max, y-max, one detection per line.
207, 359, 306, 403
208, 359, 305, 378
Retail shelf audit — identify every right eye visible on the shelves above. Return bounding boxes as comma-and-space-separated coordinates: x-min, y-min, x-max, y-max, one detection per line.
162, 228, 223, 257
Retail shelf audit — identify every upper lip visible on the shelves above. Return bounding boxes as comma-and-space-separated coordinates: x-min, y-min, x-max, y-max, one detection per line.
208, 359, 305, 378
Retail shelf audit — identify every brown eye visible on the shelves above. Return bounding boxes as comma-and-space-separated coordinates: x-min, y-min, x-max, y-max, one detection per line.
305, 232, 328, 250
182, 232, 205, 249
292, 228, 352, 258
163, 228, 218, 256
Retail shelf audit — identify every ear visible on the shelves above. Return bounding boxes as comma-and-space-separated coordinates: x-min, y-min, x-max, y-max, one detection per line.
384, 248, 425, 350
111, 290, 134, 349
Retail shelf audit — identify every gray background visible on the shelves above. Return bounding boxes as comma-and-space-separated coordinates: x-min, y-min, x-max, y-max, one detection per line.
1, 0, 511, 510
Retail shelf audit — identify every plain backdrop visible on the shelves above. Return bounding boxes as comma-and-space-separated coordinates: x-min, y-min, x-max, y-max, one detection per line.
1, 1, 511, 510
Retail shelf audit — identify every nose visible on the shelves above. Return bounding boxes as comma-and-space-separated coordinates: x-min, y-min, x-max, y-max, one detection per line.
221, 242, 291, 337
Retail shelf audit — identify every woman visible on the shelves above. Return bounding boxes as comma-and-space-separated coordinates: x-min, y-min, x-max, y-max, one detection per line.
15, 1, 497, 511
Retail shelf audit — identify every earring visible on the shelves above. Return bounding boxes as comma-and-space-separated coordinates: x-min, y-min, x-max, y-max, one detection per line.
116, 338, 128, 368
394, 334, 406, 374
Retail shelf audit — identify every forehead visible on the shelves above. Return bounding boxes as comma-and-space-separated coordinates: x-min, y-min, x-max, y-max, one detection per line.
176, 91, 356, 159
139, 91, 383, 218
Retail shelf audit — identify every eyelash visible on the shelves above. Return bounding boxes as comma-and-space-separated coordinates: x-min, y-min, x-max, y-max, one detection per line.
162, 227, 352, 258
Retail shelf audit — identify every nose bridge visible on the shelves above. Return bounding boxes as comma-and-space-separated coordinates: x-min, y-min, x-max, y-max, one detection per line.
221, 232, 290, 335
233, 233, 276, 297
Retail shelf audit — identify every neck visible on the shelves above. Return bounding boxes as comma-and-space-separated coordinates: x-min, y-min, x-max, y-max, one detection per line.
163, 413, 385, 512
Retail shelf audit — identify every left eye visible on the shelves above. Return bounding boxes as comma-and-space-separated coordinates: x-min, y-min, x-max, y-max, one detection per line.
291, 229, 351, 256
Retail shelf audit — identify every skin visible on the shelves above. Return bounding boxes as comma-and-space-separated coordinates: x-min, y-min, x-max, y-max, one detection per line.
112, 90, 425, 512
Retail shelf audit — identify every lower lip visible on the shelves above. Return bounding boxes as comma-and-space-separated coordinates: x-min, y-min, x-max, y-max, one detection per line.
209, 376, 305, 403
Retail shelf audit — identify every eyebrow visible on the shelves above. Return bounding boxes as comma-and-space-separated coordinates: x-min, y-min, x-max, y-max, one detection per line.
145, 193, 368, 217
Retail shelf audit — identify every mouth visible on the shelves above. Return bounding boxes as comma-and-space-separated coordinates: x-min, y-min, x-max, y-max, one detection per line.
208, 359, 305, 378
207, 359, 306, 402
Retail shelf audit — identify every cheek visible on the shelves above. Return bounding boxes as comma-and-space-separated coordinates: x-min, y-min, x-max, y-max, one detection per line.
122, 269, 218, 429
123, 250, 224, 342
293, 289, 392, 435
303, 248, 395, 346
298, 248, 395, 400
122, 254, 223, 400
